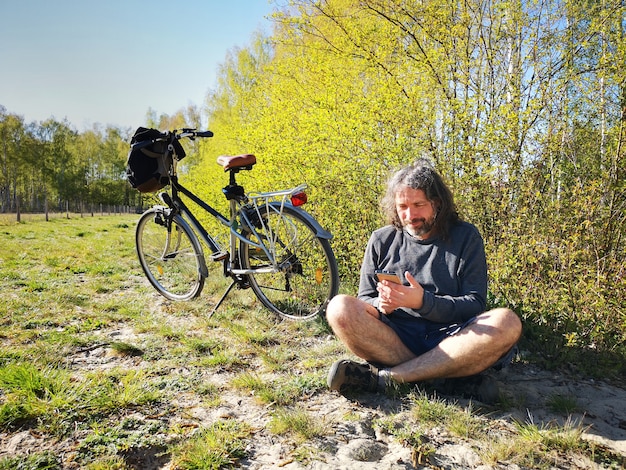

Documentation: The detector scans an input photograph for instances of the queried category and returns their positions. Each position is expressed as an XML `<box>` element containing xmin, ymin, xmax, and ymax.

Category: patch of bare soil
<box><xmin>498</xmin><ymin>363</ymin><xmax>626</xmax><ymax>458</ymax></box>
<box><xmin>2</xmin><ymin>326</ymin><xmax>625</xmax><ymax>469</ymax></box>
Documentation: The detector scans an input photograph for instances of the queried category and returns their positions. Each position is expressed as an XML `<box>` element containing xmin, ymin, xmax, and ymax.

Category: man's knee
<box><xmin>483</xmin><ymin>307</ymin><xmax>522</xmax><ymax>345</ymax></box>
<box><xmin>326</xmin><ymin>294</ymin><xmax>361</xmax><ymax>331</ymax></box>
<box><xmin>326</xmin><ymin>294</ymin><xmax>352</xmax><ymax>323</ymax></box>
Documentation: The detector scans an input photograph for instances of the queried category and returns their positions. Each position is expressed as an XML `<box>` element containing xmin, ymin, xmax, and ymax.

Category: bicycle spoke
<box><xmin>241</xmin><ymin>205</ymin><xmax>339</xmax><ymax>320</ymax></box>
<box><xmin>135</xmin><ymin>209</ymin><xmax>205</xmax><ymax>301</ymax></box>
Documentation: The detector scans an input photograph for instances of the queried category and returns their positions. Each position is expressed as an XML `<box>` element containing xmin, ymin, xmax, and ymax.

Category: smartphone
<box><xmin>375</xmin><ymin>270</ymin><xmax>401</xmax><ymax>284</ymax></box>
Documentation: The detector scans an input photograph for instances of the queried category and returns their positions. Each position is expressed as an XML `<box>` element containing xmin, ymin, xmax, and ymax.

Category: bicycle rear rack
<box><xmin>234</xmin><ymin>184</ymin><xmax>307</xmax><ymax>259</ymax></box>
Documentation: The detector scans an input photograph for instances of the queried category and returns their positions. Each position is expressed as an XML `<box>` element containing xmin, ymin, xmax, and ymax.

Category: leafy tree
<box><xmin>0</xmin><ymin>107</ymin><xmax>131</xmax><ymax>215</ymax></box>
<box><xmin>0</xmin><ymin>107</ymin><xmax>27</xmax><ymax>212</ymax></box>
<box><xmin>191</xmin><ymin>0</ymin><xmax>626</xmax><ymax>364</ymax></box>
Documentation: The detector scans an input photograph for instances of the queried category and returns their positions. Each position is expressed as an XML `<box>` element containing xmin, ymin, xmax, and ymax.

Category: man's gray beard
<box><xmin>405</xmin><ymin>218</ymin><xmax>436</xmax><ymax>238</ymax></box>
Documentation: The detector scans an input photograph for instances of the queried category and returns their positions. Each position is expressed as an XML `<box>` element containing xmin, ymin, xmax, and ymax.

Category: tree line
<box><xmin>0</xmin><ymin>108</ymin><xmax>128</xmax><ymax>215</ymax></box>
<box><xmin>0</xmin><ymin>105</ymin><xmax>202</xmax><ymax>215</ymax></box>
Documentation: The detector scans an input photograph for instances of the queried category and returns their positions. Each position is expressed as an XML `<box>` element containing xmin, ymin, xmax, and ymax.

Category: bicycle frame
<box><xmin>156</xmin><ymin>166</ymin><xmax>332</xmax><ymax>314</ymax></box>
<box><xmin>162</xmin><ymin>176</ymin><xmax>229</xmax><ymax>273</ymax></box>
<box><xmin>163</xmin><ymin>173</ymin><xmax>330</xmax><ymax>268</ymax></box>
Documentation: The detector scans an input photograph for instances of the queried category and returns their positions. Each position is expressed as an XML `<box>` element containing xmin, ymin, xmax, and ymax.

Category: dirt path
<box><xmin>496</xmin><ymin>363</ymin><xmax>626</xmax><ymax>457</ymax></box>
<box><xmin>2</xmin><ymin>328</ymin><xmax>625</xmax><ymax>469</ymax></box>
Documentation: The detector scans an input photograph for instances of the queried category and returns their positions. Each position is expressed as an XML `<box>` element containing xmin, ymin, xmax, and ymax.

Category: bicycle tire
<box><xmin>240</xmin><ymin>204</ymin><xmax>339</xmax><ymax>320</ymax></box>
<box><xmin>135</xmin><ymin>208</ymin><xmax>205</xmax><ymax>301</ymax></box>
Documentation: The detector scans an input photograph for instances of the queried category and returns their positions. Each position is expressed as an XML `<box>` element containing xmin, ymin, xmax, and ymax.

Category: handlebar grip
<box><xmin>131</xmin><ymin>139</ymin><xmax>159</xmax><ymax>150</ymax></box>
<box><xmin>196</xmin><ymin>130</ymin><xmax>214</xmax><ymax>138</ymax></box>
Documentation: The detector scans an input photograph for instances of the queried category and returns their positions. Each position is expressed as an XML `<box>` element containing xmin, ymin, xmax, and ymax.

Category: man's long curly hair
<box><xmin>381</xmin><ymin>159</ymin><xmax>460</xmax><ymax>240</ymax></box>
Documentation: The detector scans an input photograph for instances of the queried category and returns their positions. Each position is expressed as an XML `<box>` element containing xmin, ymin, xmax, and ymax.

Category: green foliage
<box><xmin>231</xmin><ymin>371</ymin><xmax>322</xmax><ymax>406</ymax></box>
<box><xmin>0</xmin><ymin>104</ymin><xmax>204</xmax><ymax>215</ymax></box>
<box><xmin>268</xmin><ymin>406</ymin><xmax>328</xmax><ymax>442</ymax></box>
<box><xmin>0</xmin><ymin>451</ymin><xmax>61</xmax><ymax>470</ymax></box>
<box><xmin>546</xmin><ymin>393</ymin><xmax>581</xmax><ymax>415</ymax></box>
<box><xmin>189</xmin><ymin>0</ymin><xmax>626</xmax><ymax>363</ymax></box>
<box><xmin>0</xmin><ymin>109</ymin><xmax>133</xmax><ymax>213</ymax></box>
<box><xmin>0</xmin><ymin>361</ymin><xmax>161</xmax><ymax>433</ymax></box>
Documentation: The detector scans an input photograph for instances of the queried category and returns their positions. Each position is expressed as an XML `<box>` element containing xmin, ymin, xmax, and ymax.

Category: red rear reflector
<box><xmin>291</xmin><ymin>191</ymin><xmax>308</xmax><ymax>206</ymax></box>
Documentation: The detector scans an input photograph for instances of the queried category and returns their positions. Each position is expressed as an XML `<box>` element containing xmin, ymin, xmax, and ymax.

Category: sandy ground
<box><xmin>2</xmin><ymin>337</ymin><xmax>625</xmax><ymax>469</ymax></box>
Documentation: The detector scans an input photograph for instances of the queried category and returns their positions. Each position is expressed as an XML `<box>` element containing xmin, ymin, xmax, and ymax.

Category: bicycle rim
<box><xmin>240</xmin><ymin>205</ymin><xmax>339</xmax><ymax>320</ymax></box>
<box><xmin>136</xmin><ymin>208</ymin><xmax>205</xmax><ymax>301</ymax></box>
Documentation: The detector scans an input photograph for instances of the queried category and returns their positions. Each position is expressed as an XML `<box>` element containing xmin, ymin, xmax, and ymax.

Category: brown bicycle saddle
<box><xmin>216</xmin><ymin>154</ymin><xmax>257</xmax><ymax>170</ymax></box>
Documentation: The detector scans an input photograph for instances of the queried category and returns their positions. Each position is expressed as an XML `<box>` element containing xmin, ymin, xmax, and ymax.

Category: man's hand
<box><xmin>377</xmin><ymin>271</ymin><xmax>424</xmax><ymax>314</ymax></box>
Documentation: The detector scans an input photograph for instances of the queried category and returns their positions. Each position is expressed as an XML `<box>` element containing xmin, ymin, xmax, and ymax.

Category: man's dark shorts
<box><xmin>379</xmin><ymin>310</ymin><xmax>515</xmax><ymax>370</ymax></box>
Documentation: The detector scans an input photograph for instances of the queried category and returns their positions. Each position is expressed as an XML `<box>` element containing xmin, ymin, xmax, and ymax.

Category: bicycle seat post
<box><xmin>222</xmin><ymin>169</ymin><xmax>246</xmax><ymax>204</ymax></box>
<box><xmin>217</xmin><ymin>154</ymin><xmax>256</xmax><ymax>206</ymax></box>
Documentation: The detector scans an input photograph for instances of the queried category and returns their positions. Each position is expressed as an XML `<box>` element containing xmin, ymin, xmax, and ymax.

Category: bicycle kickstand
<box><xmin>208</xmin><ymin>280</ymin><xmax>238</xmax><ymax>318</ymax></box>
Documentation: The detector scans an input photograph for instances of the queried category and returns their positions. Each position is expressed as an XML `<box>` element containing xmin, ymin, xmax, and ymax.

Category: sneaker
<box><xmin>327</xmin><ymin>359</ymin><xmax>379</xmax><ymax>394</ymax></box>
<box><xmin>434</xmin><ymin>374</ymin><xmax>500</xmax><ymax>404</ymax></box>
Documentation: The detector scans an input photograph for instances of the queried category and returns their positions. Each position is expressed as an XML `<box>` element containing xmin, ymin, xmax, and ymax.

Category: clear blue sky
<box><xmin>0</xmin><ymin>0</ymin><xmax>276</xmax><ymax>131</ymax></box>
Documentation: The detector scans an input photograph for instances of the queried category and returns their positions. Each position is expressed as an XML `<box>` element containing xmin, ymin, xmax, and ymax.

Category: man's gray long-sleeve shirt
<box><xmin>357</xmin><ymin>221</ymin><xmax>487</xmax><ymax>324</ymax></box>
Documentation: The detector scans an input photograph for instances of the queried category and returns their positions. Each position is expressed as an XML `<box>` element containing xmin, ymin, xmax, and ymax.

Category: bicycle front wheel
<box><xmin>135</xmin><ymin>208</ymin><xmax>205</xmax><ymax>301</ymax></box>
<box><xmin>240</xmin><ymin>205</ymin><xmax>339</xmax><ymax>320</ymax></box>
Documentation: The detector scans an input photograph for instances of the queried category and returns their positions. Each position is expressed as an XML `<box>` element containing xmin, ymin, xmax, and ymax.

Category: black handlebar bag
<box><xmin>126</xmin><ymin>127</ymin><xmax>186</xmax><ymax>193</ymax></box>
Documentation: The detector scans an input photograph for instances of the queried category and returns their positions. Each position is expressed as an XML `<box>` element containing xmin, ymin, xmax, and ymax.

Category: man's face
<box><xmin>395</xmin><ymin>186</ymin><xmax>437</xmax><ymax>239</ymax></box>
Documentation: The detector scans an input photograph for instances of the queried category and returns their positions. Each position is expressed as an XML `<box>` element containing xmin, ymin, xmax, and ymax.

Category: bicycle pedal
<box><xmin>210</xmin><ymin>251</ymin><xmax>228</xmax><ymax>261</ymax></box>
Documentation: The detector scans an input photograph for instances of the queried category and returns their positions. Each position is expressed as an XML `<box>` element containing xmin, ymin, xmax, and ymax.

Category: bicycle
<box><xmin>129</xmin><ymin>128</ymin><xmax>340</xmax><ymax>320</ymax></box>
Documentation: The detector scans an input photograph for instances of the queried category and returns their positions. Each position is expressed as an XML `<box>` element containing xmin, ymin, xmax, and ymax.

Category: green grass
<box><xmin>0</xmin><ymin>214</ymin><xmax>624</xmax><ymax>469</ymax></box>
<box><xmin>268</xmin><ymin>406</ymin><xmax>329</xmax><ymax>442</ymax></box>
<box><xmin>546</xmin><ymin>393</ymin><xmax>581</xmax><ymax>415</ymax></box>
<box><xmin>169</xmin><ymin>421</ymin><xmax>252</xmax><ymax>470</ymax></box>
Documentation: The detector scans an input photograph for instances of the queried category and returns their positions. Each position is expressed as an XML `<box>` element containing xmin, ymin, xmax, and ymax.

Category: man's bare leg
<box><xmin>326</xmin><ymin>295</ymin><xmax>522</xmax><ymax>385</ymax></box>
<box><xmin>326</xmin><ymin>294</ymin><xmax>416</xmax><ymax>366</ymax></box>
<box><xmin>388</xmin><ymin>308</ymin><xmax>522</xmax><ymax>383</ymax></box>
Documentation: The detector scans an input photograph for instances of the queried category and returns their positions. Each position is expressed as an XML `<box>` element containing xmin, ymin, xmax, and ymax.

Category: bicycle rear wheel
<box><xmin>240</xmin><ymin>205</ymin><xmax>339</xmax><ymax>320</ymax></box>
<box><xmin>135</xmin><ymin>208</ymin><xmax>205</xmax><ymax>301</ymax></box>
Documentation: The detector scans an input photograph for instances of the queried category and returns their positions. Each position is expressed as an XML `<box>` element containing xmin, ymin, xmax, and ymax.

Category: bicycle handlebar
<box><xmin>178</xmin><ymin>129</ymin><xmax>214</xmax><ymax>139</ymax></box>
<box><xmin>130</xmin><ymin>128</ymin><xmax>213</xmax><ymax>151</ymax></box>
<box><xmin>194</xmin><ymin>130</ymin><xmax>214</xmax><ymax>138</ymax></box>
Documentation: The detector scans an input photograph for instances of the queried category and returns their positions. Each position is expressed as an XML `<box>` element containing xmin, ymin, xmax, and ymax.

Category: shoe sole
<box><xmin>327</xmin><ymin>359</ymin><xmax>350</xmax><ymax>391</ymax></box>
